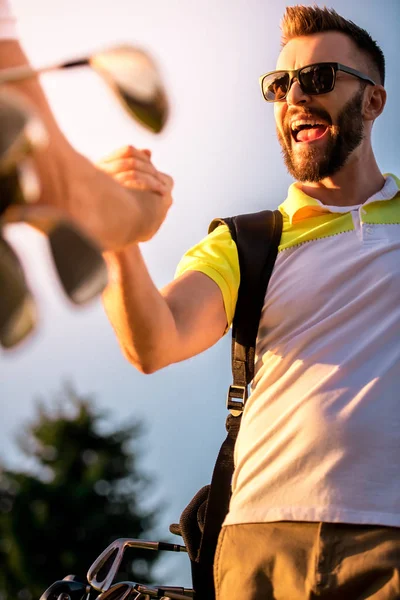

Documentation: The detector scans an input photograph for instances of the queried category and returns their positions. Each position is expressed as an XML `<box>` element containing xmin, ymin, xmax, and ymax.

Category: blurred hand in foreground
<box><xmin>97</xmin><ymin>145</ymin><xmax>174</xmax><ymax>241</ymax></box>
<box><xmin>0</xmin><ymin>39</ymin><xmax>172</xmax><ymax>251</ymax></box>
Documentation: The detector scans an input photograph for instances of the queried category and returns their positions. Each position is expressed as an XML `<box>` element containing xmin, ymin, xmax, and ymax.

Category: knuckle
<box><xmin>123</xmin><ymin>145</ymin><xmax>136</xmax><ymax>158</ymax></box>
<box><xmin>165</xmin><ymin>174</ymin><xmax>174</xmax><ymax>188</ymax></box>
<box><xmin>120</xmin><ymin>144</ymin><xmax>132</xmax><ymax>155</ymax></box>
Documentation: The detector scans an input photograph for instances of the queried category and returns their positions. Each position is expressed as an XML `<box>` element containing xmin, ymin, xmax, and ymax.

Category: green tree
<box><xmin>0</xmin><ymin>385</ymin><xmax>160</xmax><ymax>600</ymax></box>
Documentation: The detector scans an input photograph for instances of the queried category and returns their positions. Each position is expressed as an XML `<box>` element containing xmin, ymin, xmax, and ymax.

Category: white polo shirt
<box><xmin>176</xmin><ymin>174</ymin><xmax>400</xmax><ymax>528</ymax></box>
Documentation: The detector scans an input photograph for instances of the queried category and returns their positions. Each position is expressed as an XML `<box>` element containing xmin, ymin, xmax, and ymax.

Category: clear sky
<box><xmin>2</xmin><ymin>0</ymin><xmax>400</xmax><ymax>587</ymax></box>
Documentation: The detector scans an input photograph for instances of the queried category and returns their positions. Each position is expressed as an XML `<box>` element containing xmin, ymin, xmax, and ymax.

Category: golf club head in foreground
<box><xmin>0</xmin><ymin>236</ymin><xmax>36</xmax><ymax>348</ymax></box>
<box><xmin>90</xmin><ymin>45</ymin><xmax>169</xmax><ymax>133</ymax></box>
<box><xmin>3</xmin><ymin>205</ymin><xmax>109</xmax><ymax>306</ymax></box>
<box><xmin>0</xmin><ymin>45</ymin><xmax>169</xmax><ymax>134</ymax></box>
<box><xmin>0</xmin><ymin>88</ymin><xmax>47</xmax><ymax>215</ymax></box>
<box><xmin>48</xmin><ymin>220</ymin><xmax>108</xmax><ymax>305</ymax></box>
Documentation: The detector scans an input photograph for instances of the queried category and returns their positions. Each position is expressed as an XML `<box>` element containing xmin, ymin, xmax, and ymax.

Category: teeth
<box><xmin>291</xmin><ymin>119</ymin><xmax>325</xmax><ymax>130</ymax></box>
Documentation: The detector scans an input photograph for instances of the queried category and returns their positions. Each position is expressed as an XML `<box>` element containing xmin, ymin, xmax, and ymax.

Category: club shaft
<box><xmin>0</xmin><ymin>57</ymin><xmax>89</xmax><ymax>84</ymax></box>
<box><xmin>137</xmin><ymin>585</ymin><xmax>193</xmax><ymax>600</ymax></box>
<box><xmin>158</xmin><ymin>542</ymin><xmax>187</xmax><ymax>553</ymax></box>
<box><xmin>123</xmin><ymin>540</ymin><xmax>186</xmax><ymax>552</ymax></box>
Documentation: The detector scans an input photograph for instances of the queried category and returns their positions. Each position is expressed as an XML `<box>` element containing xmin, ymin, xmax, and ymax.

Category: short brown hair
<box><xmin>281</xmin><ymin>5</ymin><xmax>385</xmax><ymax>85</ymax></box>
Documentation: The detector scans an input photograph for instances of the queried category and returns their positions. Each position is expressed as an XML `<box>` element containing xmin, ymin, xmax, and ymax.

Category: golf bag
<box><xmin>171</xmin><ymin>208</ymin><xmax>283</xmax><ymax>599</ymax></box>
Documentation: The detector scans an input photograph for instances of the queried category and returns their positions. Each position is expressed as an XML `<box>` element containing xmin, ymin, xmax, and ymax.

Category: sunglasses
<box><xmin>259</xmin><ymin>62</ymin><xmax>376</xmax><ymax>102</ymax></box>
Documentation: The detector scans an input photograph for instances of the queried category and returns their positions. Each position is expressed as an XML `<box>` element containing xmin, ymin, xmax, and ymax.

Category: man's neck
<box><xmin>298</xmin><ymin>150</ymin><xmax>385</xmax><ymax>207</ymax></box>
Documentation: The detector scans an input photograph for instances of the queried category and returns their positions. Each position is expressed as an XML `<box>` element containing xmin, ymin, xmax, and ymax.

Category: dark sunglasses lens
<box><xmin>262</xmin><ymin>72</ymin><xmax>290</xmax><ymax>101</ymax></box>
<box><xmin>299</xmin><ymin>64</ymin><xmax>334</xmax><ymax>95</ymax></box>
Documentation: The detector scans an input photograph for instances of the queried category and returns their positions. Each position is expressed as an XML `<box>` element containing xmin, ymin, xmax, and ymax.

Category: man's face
<box><xmin>274</xmin><ymin>32</ymin><xmax>368</xmax><ymax>182</ymax></box>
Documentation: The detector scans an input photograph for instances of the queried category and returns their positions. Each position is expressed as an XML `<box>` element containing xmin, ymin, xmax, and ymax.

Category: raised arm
<box><xmin>99</xmin><ymin>146</ymin><xmax>231</xmax><ymax>372</ymax></box>
<box><xmin>103</xmin><ymin>247</ymin><xmax>228</xmax><ymax>373</ymax></box>
<box><xmin>0</xmin><ymin>10</ymin><xmax>171</xmax><ymax>250</ymax></box>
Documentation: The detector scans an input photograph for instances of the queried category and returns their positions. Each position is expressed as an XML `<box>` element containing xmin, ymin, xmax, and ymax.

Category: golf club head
<box><xmin>0</xmin><ymin>88</ymin><xmax>47</xmax><ymax>214</ymax></box>
<box><xmin>0</xmin><ymin>235</ymin><xmax>36</xmax><ymax>348</ymax></box>
<box><xmin>38</xmin><ymin>578</ymin><xmax>89</xmax><ymax>600</ymax></box>
<box><xmin>97</xmin><ymin>582</ymin><xmax>137</xmax><ymax>600</ymax></box>
<box><xmin>87</xmin><ymin>540</ymin><xmax>122</xmax><ymax>592</ymax></box>
<box><xmin>90</xmin><ymin>46</ymin><xmax>169</xmax><ymax>134</ymax></box>
<box><xmin>3</xmin><ymin>206</ymin><xmax>109</xmax><ymax>305</ymax></box>
<box><xmin>48</xmin><ymin>221</ymin><xmax>108</xmax><ymax>305</ymax></box>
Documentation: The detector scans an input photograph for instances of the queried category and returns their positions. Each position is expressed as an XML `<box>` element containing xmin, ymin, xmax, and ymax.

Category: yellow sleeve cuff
<box><xmin>175</xmin><ymin>224</ymin><xmax>240</xmax><ymax>328</ymax></box>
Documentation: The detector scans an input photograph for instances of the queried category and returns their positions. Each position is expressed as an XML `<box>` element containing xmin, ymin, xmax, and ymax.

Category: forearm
<box><xmin>102</xmin><ymin>244</ymin><xmax>228</xmax><ymax>373</ymax></box>
<box><xmin>103</xmin><ymin>245</ymin><xmax>180</xmax><ymax>373</ymax></box>
<box><xmin>0</xmin><ymin>40</ymin><xmax>74</xmax><ymax>207</ymax></box>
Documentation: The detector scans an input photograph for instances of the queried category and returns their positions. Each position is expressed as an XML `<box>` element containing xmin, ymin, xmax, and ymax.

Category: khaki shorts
<box><xmin>214</xmin><ymin>522</ymin><xmax>400</xmax><ymax>599</ymax></box>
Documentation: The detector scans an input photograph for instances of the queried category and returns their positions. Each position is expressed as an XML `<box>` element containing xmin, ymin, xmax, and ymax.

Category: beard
<box><xmin>277</xmin><ymin>86</ymin><xmax>366</xmax><ymax>182</ymax></box>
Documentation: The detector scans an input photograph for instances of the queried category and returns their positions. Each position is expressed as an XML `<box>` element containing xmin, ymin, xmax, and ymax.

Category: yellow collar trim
<box><xmin>280</xmin><ymin>174</ymin><xmax>400</xmax><ymax>225</ymax></box>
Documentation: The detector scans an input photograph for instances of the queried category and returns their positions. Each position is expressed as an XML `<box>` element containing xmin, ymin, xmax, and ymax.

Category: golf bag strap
<box><xmin>197</xmin><ymin>208</ymin><xmax>283</xmax><ymax>572</ymax></box>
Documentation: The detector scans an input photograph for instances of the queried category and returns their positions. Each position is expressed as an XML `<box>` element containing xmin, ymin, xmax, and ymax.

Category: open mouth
<box><xmin>290</xmin><ymin>119</ymin><xmax>329</xmax><ymax>143</ymax></box>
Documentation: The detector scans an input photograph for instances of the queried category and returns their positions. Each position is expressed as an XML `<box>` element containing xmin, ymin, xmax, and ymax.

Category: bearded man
<box><xmin>101</xmin><ymin>6</ymin><xmax>400</xmax><ymax>599</ymax></box>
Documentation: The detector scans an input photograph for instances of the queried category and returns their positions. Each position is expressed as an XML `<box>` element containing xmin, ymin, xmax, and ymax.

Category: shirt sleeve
<box><xmin>175</xmin><ymin>224</ymin><xmax>240</xmax><ymax>329</ymax></box>
<box><xmin>0</xmin><ymin>0</ymin><xmax>17</xmax><ymax>39</ymax></box>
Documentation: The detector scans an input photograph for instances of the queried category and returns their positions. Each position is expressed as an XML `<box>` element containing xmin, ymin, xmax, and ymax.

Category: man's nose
<box><xmin>286</xmin><ymin>78</ymin><xmax>310</xmax><ymax>105</ymax></box>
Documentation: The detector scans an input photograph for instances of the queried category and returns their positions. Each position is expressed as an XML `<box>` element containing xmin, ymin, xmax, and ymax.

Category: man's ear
<box><xmin>363</xmin><ymin>85</ymin><xmax>386</xmax><ymax>121</ymax></box>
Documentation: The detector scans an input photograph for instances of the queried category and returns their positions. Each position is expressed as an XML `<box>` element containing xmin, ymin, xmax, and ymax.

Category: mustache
<box><xmin>284</xmin><ymin>107</ymin><xmax>332</xmax><ymax>130</ymax></box>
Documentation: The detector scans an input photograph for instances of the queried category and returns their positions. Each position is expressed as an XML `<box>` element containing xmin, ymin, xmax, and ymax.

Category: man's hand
<box><xmin>97</xmin><ymin>145</ymin><xmax>174</xmax><ymax>243</ymax></box>
<box><xmin>98</xmin><ymin>145</ymin><xmax>169</xmax><ymax>194</ymax></box>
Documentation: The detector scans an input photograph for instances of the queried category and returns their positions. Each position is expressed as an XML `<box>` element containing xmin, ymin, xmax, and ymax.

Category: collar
<box><xmin>280</xmin><ymin>174</ymin><xmax>400</xmax><ymax>225</ymax></box>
